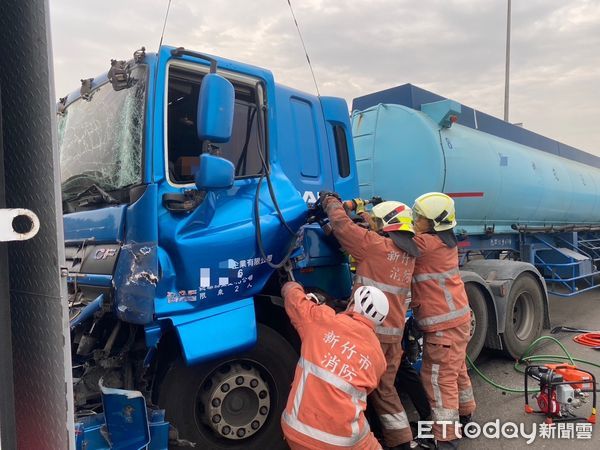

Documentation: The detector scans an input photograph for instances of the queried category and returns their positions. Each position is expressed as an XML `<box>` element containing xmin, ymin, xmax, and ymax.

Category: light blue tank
<box><xmin>352</xmin><ymin>103</ymin><xmax>600</xmax><ymax>234</ymax></box>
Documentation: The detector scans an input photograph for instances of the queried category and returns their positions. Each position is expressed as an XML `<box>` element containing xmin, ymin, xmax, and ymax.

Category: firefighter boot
<box><xmin>436</xmin><ymin>439</ymin><xmax>460</xmax><ymax>449</ymax></box>
<box><xmin>459</xmin><ymin>414</ymin><xmax>472</xmax><ymax>427</ymax></box>
<box><xmin>387</xmin><ymin>442</ymin><xmax>412</xmax><ymax>450</ymax></box>
<box><xmin>459</xmin><ymin>414</ymin><xmax>472</xmax><ymax>439</ymax></box>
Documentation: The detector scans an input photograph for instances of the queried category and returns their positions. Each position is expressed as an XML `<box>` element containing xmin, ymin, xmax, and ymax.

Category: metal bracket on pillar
<box><xmin>0</xmin><ymin>208</ymin><xmax>40</xmax><ymax>242</ymax></box>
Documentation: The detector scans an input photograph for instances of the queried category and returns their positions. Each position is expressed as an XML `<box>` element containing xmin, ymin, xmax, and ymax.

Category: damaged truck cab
<box><xmin>60</xmin><ymin>46</ymin><xmax>356</xmax><ymax>448</ymax></box>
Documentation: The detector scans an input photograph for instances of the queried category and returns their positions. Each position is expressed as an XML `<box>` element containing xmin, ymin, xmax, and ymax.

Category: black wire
<box><xmin>157</xmin><ymin>0</ymin><xmax>172</xmax><ymax>51</ymax></box>
<box><xmin>252</xmin><ymin>81</ymin><xmax>302</xmax><ymax>269</ymax></box>
<box><xmin>257</xmin><ymin>144</ymin><xmax>296</xmax><ymax>236</ymax></box>
<box><xmin>285</xmin><ymin>0</ymin><xmax>320</xmax><ymax>97</ymax></box>
<box><xmin>254</xmin><ymin>174</ymin><xmax>300</xmax><ymax>269</ymax></box>
<box><xmin>235</xmin><ymin>106</ymin><xmax>257</xmax><ymax>176</ymax></box>
<box><xmin>254</xmin><ymin>82</ymin><xmax>296</xmax><ymax>236</ymax></box>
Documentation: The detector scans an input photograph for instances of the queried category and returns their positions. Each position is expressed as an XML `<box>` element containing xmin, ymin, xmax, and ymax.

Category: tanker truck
<box><xmin>352</xmin><ymin>83</ymin><xmax>600</xmax><ymax>359</ymax></box>
<box><xmin>55</xmin><ymin>45</ymin><xmax>597</xmax><ymax>448</ymax></box>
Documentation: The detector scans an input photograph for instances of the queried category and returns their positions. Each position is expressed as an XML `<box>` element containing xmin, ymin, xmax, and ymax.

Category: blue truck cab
<box><xmin>59</xmin><ymin>46</ymin><xmax>357</xmax><ymax>448</ymax></box>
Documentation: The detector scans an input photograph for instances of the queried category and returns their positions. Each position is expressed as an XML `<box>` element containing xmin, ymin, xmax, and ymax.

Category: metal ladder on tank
<box><xmin>576</xmin><ymin>234</ymin><xmax>600</xmax><ymax>268</ymax></box>
<box><xmin>529</xmin><ymin>233</ymin><xmax>600</xmax><ymax>297</ymax></box>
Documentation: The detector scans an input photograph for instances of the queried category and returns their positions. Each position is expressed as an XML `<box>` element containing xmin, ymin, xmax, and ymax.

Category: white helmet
<box><xmin>412</xmin><ymin>192</ymin><xmax>457</xmax><ymax>232</ymax></box>
<box><xmin>352</xmin><ymin>286</ymin><xmax>389</xmax><ymax>325</ymax></box>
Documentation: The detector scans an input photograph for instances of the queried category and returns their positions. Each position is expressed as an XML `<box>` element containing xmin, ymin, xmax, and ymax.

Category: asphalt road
<box><xmin>453</xmin><ymin>289</ymin><xmax>600</xmax><ymax>449</ymax></box>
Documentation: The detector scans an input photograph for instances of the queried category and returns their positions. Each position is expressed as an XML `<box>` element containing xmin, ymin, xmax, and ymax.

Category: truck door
<box><xmin>155</xmin><ymin>60</ymin><xmax>306</xmax><ymax>323</ymax></box>
<box><xmin>274</xmin><ymin>89</ymin><xmax>332</xmax><ymax>204</ymax></box>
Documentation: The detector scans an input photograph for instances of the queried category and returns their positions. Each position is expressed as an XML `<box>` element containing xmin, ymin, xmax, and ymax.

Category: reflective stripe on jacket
<box><xmin>325</xmin><ymin>199</ymin><xmax>415</xmax><ymax>343</ymax></box>
<box><xmin>411</xmin><ymin>233</ymin><xmax>470</xmax><ymax>332</ymax></box>
<box><xmin>281</xmin><ymin>282</ymin><xmax>386</xmax><ymax>449</ymax></box>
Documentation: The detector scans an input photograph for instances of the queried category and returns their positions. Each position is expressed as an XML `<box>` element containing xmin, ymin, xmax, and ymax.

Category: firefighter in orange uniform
<box><xmin>321</xmin><ymin>193</ymin><xmax>420</xmax><ymax>450</ymax></box>
<box><xmin>411</xmin><ymin>192</ymin><xmax>476</xmax><ymax>449</ymax></box>
<box><xmin>281</xmin><ymin>281</ymin><xmax>388</xmax><ymax>450</ymax></box>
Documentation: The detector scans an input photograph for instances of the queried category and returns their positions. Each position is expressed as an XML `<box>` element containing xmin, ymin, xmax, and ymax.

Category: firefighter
<box><xmin>358</xmin><ymin>205</ymin><xmax>432</xmax><ymax>431</ymax></box>
<box><xmin>280</xmin><ymin>281</ymin><xmax>388</xmax><ymax>450</ymax></box>
<box><xmin>411</xmin><ymin>192</ymin><xmax>476</xmax><ymax>449</ymax></box>
<box><xmin>321</xmin><ymin>193</ymin><xmax>420</xmax><ymax>450</ymax></box>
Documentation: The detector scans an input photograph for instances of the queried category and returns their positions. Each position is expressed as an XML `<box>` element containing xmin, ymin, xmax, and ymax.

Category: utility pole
<box><xmin>504</xmin><ymin>0</ymin><xmax>511</xmax><ymax>122</ymax></box>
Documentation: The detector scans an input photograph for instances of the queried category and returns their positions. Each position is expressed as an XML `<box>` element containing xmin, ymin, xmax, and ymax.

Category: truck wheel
<box><xmin>465</xmin><ymin>283</ymin><xmax>488</xmax><ymax>361</ymax></box>
<box><xmin>158</xmin><ymin>324</ymin><xmax>297</xmax><ymax>449</ymax></box>
<box><xmin>501</xmin><ymin>273</ymin><xmax>544</xmax><ymax>359</ymax></box>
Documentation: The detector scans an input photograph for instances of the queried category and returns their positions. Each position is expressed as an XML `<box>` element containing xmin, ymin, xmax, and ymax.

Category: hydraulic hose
<box><xmin>466</xmin><ymin>335</ymin><xmax>600</xmax><ymax>394</ymax></box>
<box><xmin>254</xmin><ymin>173</ymin><xmax>301</xmax><ymax>270</ymax></box>
<box><xmin>519</xmin><ymin>336</ymin><xmax>576</xmax><ymax>365</ymax></box>
<box><xmin>466</xmin><ymin>354</ymin><xmax>534</xmax><ymax>393</ymax></box>
<box><xmin>573</xmin><ymin>332</ymin><xmax>600</xmax><ymax>348</ymax></box>
<box><xmin>252</xmin><ymin>81</ymin><xmax>302</xmax><ymax>270</ymax></box>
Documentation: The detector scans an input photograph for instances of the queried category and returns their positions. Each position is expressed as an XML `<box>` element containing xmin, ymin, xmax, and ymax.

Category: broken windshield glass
<box><xmin>58</xmin><ymin>66</ymin><xmax>147</xmax><ymax>200</ymax></box>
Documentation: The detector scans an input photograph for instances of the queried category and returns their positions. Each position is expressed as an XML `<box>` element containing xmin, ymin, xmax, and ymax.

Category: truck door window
<box><xmin>167</xmin><ymin>66</ymin><xmax>264</xmax><ymax>184</ymax></box>
<box><xmin>290</xmin><ymin>97</ymin><xmax>321</xmax><ymax>178</ymax></box>
<box><xmin>333</xmin><ymin>125</ymin><xmax>351</xmax><ymax>178</ymax></box>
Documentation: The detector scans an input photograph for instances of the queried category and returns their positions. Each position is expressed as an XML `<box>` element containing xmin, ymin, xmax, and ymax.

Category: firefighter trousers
<box><xmin>420</xmin><ymin>321</ymin><xmax>475</xmax><ymax>442</ymax></box>
<box><xmin>369</xmin><ymin>341</ymin><xmax>413</xmax><ymax>446</ymax></box>
<box><xmin>284</xmin><ymin>434</ymin><xmax>383</xmax><ymax>450</ymax></box>
<box><xmin>395</xmin><ymin>356</ymin><xmax>431</xmax><ymax>421</ymax></box>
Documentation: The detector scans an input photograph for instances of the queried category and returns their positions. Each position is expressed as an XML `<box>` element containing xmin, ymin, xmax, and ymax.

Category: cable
<box><xmin>252</xmin><ymin>82</ymin><xmax>302</xmax><ymax>269</ymax></box>
<box><xmin>519</xmin><ymin>335</ymin><xmax>576</xmax><ymax>365</ymax></box>
<box><xmin>285</xmin><ymin>0</ymin><xmax>321</xmax><ymax>97</ymax></box>
<box><xmin>467</xmin><ymin>335</ymin><xmax>600</xmax><ymax>394</ymax></box>
<box><xmin>235</xmin><ymin>107</ymin><xmax>257</xmax><ymax>176</ymax></box>
<box><xmin>574</xmin><ymin>332</ymin><xmax>600</xmax><ymax>348</ymax></box>
<box><xmin>257</xmin><ymin>143</ymin><xmax>296</xmax><ymax>237</ymax></box>
<box><xmin>467</xmin><ymin>354</ymin><xmax>534</xmax><ymax>393</ymax></box>
<box><xmin>158</xmin><ymin>0</ymin><xmax>173</xmax><ymax>50</ymax></box>
<box><xmin>150</xmin><ymin>0</ymin><xmax>173</xmax><ymax>181</ymax></box>
<box><xmin>254</xmin><ymin>175</ymin><xmax>300</xmax><ymax>270</ymax></box>
<box><xmin>254</xmin><ymin>84</ymin><xmax>297</xmax><ymax>237</ymax></box>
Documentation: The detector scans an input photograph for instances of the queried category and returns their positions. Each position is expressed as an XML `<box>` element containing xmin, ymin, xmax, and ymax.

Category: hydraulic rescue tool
<box><xmin>524</xmin><ymin>364</ymin><xmax>597</xmax><ymax>424</ymax></box>
<box><xmin>307</xmin><ymin>196</ymin><xmax>384</xmax><ymax>236</ymax></box>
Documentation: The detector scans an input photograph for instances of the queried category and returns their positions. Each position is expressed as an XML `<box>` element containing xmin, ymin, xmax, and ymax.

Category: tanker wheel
<box><xmin>158</xmin><ymin>324</ymin><xmax>297</xmax><ymax>449</ymax></box>
<box><xmin>465</xmin><ymin>283</ymin><xmax>488</xmax><ymax>361</ymax></box>
<box><xmin>501</xmin><ymin>273</ymin><xmax>544</xmax><ymax>359</ymax></box>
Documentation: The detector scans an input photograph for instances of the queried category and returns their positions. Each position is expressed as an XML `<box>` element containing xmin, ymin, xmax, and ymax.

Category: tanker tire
<box><xmin>501</xmin><ymin>273</ymin><xmax>544</xmax><ymax>359</ymax></box>
<box><xmin>158</xmin><ymin>324</ymin><xmax>297</xmax><ymax>450</ymax></box>
<box><xmin>465</xmin><ymin>283</ymin><xmax>487</xmax><ymax>362</ymax></box>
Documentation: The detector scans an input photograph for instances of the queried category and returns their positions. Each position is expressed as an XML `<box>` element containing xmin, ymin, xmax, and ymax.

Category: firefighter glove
<box><xmin>319</xmin><ymin>191</ymin><xmax>341</xmax><ymax>207</ymax></box>
<box><xmin>353</xmin><ymin>198</ymin><xmax>366</xmax><ymax>214</ymax></box>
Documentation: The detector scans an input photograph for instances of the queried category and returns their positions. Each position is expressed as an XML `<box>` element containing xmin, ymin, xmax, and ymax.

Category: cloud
<box><xmin>50</xmin><ymin>0</ymin><xmax>599</xmax><ymax>153</ymax></box>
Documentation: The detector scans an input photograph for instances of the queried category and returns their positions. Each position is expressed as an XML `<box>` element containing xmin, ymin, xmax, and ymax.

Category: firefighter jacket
<box><xmin>281</xmin><ymin>282</ymin><xmax>386</xmax><ymax>450</ymax></box>
<box><xmin>411</xmin><ymin>233</ymin><xmax>470</xmax><ymax>332</ymax></box>
<box><xmin>325</xmin><ymin>198</ymin><xmax>415</xmax><ymax>343</ymax></box>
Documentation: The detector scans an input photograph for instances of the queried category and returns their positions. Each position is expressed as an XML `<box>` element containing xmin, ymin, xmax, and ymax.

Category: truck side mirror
<box><xmin>197</xmin><ymin>73</ymin><xmax>235</xmax><ymax>143</ymax></box>
<box><xmin>195</xmin><ymin>153</ymin><xmax>235</xmax><ymax>191</ymax></box>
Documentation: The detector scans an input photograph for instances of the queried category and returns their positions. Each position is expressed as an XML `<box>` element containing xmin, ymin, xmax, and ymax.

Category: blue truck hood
<box><xmin>64</xmin><ymin>205</ymin><xmax>127</xmax><ymax>243</ymax></box>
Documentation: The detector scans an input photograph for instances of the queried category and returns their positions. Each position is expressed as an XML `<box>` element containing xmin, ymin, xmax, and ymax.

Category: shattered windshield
<box><xmin>58</xmin><ymin>66</ymin><xmax>147</xmax><ymax>200</ymax></box>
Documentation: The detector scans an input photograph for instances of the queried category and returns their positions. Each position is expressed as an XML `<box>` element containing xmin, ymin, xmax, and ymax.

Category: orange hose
<box><xmin>573</xmin><ymin>332</ymin><xmax>600</xmax><ymax>348</ymax></box>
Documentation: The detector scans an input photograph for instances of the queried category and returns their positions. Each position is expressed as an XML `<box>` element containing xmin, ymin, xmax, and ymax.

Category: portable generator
<box><xmin>524</xmin><ymin>364</ymin><xmax>597</xmax><ymax>424</ymax></box>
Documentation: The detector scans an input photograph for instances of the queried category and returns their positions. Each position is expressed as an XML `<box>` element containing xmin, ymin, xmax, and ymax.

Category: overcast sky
<box><xmin>50</xmin><ymin>0</ymin><xmax>600</xmax><ymax>154</ymax></box>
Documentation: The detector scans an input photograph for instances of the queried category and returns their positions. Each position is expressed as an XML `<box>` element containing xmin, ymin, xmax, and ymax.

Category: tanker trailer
<box><xmin>351</xmin><ymin>84</ymin><xmax>600</xmax><ymax>359</ymax></box>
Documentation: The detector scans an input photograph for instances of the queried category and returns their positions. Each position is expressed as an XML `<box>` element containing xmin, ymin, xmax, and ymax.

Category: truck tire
<box><xmin>501</xmin><ymin>273</ymin><xmax>544</xmax><ymax>359</ymax></box>
<box><xmin>465</xmin><ymin>283</ymin><xmax>488</xmax><ymax>361</ymax></box>
<box><xmin>158</xmin><ymin>324</ymin><xmax>297</xmax><ymax>449</ymax></box>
